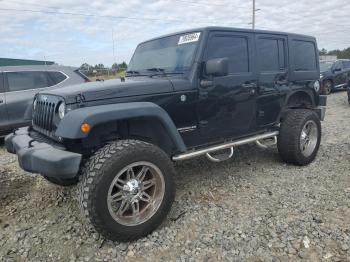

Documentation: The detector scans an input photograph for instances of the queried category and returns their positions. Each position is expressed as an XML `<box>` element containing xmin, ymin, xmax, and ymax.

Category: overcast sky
<box><xmin>0</xmin><ymin>0</ymin><xmax>349</xmax><ymax>67</ymax></box>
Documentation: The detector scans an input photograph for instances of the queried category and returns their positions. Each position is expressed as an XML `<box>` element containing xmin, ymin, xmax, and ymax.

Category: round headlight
<box><xmin>33</xmin><ymin>98</ymin><xmax>37</xmax><ymax>110</ymax></box>
<box><xmin>313</xmin><ymin>80</ymin><xmax>320</xmax><ymax>92</ymax></box>
<box><xmin>58</xmin><ymin>102</ymin><xmax>66</xmax><ymax>119</ymax></box>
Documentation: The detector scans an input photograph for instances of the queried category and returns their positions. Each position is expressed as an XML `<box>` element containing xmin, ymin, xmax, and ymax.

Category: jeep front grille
<box><xmin>32</xmin><ymin>95</ymin><xmax>62</xmax><ymax>138</ymax></box>
<box><xmin>33</xmin><ymin>101</ymin><xmax>55</xmax><ymax>131</ymax></box>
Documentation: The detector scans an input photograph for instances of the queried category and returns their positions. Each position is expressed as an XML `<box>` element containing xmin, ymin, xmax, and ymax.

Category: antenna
<box><xmin>251</xmin><ymin>0</ymin><xmax>261</xmax><ymax>29</ymax></box>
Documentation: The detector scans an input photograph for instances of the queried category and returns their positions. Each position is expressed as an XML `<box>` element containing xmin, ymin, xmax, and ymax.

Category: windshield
<box><xmin>320</xmin><ymin>61</ymin><xmax>333</xmax><ymax>71</ymax></box>
<box><xmin>127</xmin><ymin>32</ymin><xmax>201</xmax><ymax>74</ymax></box>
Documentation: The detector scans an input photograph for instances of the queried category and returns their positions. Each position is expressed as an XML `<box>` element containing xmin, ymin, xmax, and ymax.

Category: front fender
<box><xmin>55</xmin><ymin>102</ymin><xmax>187</xmax><ymax>152</ymax></box>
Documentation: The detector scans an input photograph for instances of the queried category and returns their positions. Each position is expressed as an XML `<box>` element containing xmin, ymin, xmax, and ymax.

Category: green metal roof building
<box><xmin>0</xmin><ymin>58</ymin><xmax>55</xmax><ymax>67</ymax></box>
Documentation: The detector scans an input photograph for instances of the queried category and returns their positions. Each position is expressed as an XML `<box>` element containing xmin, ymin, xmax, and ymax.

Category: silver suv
<box><xmin>0</xmin><ymin>65</ymin><xmax>89</xmax><ymax>136</ymax></box>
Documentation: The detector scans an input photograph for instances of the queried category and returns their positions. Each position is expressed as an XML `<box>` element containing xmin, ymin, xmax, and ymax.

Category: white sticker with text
<box><xmin>178</xmin><ymin>32</ymin><xmax>201</xmax><ymax>45</ymax></box>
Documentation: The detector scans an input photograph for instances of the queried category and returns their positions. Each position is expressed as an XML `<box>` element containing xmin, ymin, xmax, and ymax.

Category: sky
<box><xmin>0</xmin><ymin>0</ymin><xmax>349</xmax><ymax>67</ymax></box>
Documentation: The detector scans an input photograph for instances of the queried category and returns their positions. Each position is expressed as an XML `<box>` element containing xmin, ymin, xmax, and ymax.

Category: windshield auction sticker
<box><xmin>178</xmin><ymin>32</ymin><xmax>201</xmax><ymax>45</ymax></box>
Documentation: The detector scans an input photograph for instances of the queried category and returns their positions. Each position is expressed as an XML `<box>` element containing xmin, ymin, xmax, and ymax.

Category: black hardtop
<box><xmin>139</xmin><ymin>26</ymin><xmax>317</xmax><ymax>45</ymax></box>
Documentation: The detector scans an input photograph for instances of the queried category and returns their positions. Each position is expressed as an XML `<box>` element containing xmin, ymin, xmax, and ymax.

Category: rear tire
<box><xmin>43</xmin><ymin>175</ymin><xmax>79</xmax><ymax>186</ymax></box>
<box><xmin>78</xmin><ymin>140</ymin><xmax>175</xmax><ymax>242</ymax></box>
<box><xmin>277</xmin><ymin>109</ymin><xmax>321</xmax><ymax>166</ymax></box>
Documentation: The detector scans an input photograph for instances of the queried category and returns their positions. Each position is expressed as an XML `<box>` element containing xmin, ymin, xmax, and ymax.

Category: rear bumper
<box><xmin>316</xmin><ymin>95</ymin><xmax>327</xmax><ymax>121</ymax></box>
<box><xmin>5</xmin><ymin>127</ymin><xmax>82</xmax><ymax>178</ymax></box>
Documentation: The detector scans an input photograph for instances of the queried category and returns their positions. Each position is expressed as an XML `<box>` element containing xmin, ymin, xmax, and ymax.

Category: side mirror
<box><xmin>205</xmin><ymin>57</ymin><xmax>229</xmax><ymax>77</ymax></box>
<box><xmin>333</xmin><ymin>67</ymin><xmax>341</xmax><ymax>72</ymax></box>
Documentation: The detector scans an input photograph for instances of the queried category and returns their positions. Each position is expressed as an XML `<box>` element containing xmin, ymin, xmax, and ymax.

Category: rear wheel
<box><xmin>277</xmin><ymin>109</ymin><xmax>321</xmax><ymax>166</ymax></box>
<box><xmin>321</xmin><ymin>80</ymin><xmax>332</xmax><ymax>95</ymax></box>
<box><xmin>78</xmin><ymin>140</ymin><xmax>175</xmax><ymax>242</ymax></box>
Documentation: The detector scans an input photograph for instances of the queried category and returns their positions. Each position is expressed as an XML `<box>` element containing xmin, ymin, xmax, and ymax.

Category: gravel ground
<box><xmin>0</xmin><ymin>92</ymin><xmax>350</xmax><ymax>261</ymax></box>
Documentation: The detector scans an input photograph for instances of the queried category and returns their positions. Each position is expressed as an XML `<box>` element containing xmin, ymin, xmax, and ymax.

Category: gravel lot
<box><xmin>0</xmin><ymin>92</ymin><xmax>349</xmax><ymax>261</ymax></box>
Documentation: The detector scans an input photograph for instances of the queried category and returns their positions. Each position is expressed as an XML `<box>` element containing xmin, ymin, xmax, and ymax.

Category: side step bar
<box><xmin>172</xmin><ymin>131</ymin><xmax>279</xmax><ymax>161</ymax></box>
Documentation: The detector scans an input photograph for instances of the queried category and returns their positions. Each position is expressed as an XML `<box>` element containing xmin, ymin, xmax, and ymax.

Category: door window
<box><xmin>206</xmin><ymin>35</ymin><xmax>250</xmax><ymax>74</ymax></box>
<box><xmin>292</xmin><ymin>40</ymin><xmax>317</xmax><ymax>71</ymax></box>
<box><xmin>333</xmin><ymin>61</ymin><xmax>343</xmax><ymax>71</ymax></box>
<box><xmin>343</xmin><ymin>61</ymin><xmax>350</xmax><ymax>69</ymax></box>
<box><xmin>6</xmin><ymin>71</ymin><xmax>51</xmax><ymax>92</ymax></box>
<box><xmin>257</xmin><ymin>38</ymin><xmax>286</xmax><ymax>71</ymax></box>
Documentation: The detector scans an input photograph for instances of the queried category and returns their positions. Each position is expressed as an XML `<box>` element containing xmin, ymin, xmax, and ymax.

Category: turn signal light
<box><xmin>80</xmin><ymin>123</ymin><xmax>91</xmax><ymax>133</ymax></box>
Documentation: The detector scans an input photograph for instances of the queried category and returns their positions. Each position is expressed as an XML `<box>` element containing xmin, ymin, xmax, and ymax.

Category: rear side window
<box><xmin>292</xmin><ymin>40</ymin><xmax>317</xmax><ymax>71</ymax></box>
<box><xmin>257</xmin><ymin>38</ymin><xmax>286</xmax><ymax>71</ymax></box>
<box><xmin>206</xmin><ymin>35</ymin><xmax>249</xmax><ymax>73</ymax></box>
<box><xmin>47</xmin><ymin>71</ymin><xmax>68</xmax><ymax>85</ymax></box>
<box><xmin>6</xmin><ymin>71</ymin><xmax>51</xmax><ymax>92</ymax></box>
<box><xmin>342</xmin><ymin>61</ymin><xmax>350</xmax><ymax>69</ymax></box>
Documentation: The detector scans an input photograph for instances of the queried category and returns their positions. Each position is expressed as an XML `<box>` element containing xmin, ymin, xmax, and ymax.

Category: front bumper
<box><xmin>5</xmin><ymin>127</ymin><xmax>82</xmax><ymax>178</ymax></box>
<box><xmin>316</xmin><ymin>95</ymin><xmax>327</xmax><ymax>121</ymax></box>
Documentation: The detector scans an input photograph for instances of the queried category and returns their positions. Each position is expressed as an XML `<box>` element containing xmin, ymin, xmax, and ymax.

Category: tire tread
<box><xmin>78</xmin><ymin>139</ymin><xmax>175</xmax><ymax>241</ymax></box>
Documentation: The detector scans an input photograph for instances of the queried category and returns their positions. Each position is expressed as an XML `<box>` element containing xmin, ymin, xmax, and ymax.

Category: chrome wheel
<box><xmin>107</xmin><ymin>161</ymin><xmax>165</xmax><ymax>226</ymax></box>
<box><xmin>324</xmin><ymin>81</ymin><xmax>332</xmax><ymax>95</ymax></box>
<box><xmin>300</xmin><ymin>120</ymin><xmax>318</xmax><ymax>157</ymax></box>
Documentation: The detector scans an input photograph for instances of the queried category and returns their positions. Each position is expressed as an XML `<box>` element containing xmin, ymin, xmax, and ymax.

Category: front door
<box><xmin>197</xmin><ymin>31</ymin><xmax>257</xmax><ymax>144</ymax></box>
<box><xmin>333</xmin><ymin>61</ymin><xmax>347</xmax><ymax>87</ymax></box>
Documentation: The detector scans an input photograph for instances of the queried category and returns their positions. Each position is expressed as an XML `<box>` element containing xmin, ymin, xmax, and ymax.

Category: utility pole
<box><xmin>251</xmin><ymin>0</ymin><xmax>260</xmax><ymax>29</ymax></box>
<box><xmin>112</xmin><ymin>29</ymin><xmax>116</xmax><ymax>65</ymax></box>
<box><xmin>252</xmin><ymin>0</ymin><xmax>255</xmax><ymax>29</ymax></box>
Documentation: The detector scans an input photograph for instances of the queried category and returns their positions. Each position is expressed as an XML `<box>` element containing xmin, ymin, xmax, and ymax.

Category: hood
<box><xmin>41</xmin><ymin>77</ymin><xmax>174</xmax><ymax>104</ymax></box>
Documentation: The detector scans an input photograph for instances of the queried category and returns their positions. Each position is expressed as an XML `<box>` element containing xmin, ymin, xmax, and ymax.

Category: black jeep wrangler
<box><xmin>5</xmin><ymin>27</ymin><xmax>327</xmax><ymax>242</ymax></box>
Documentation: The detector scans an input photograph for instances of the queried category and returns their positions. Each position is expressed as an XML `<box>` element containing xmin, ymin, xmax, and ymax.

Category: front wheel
<box><xmin>277</xmin><ymin>109</ymin><xmax>321</xmax><ymax>166</ymax></box>
<box><xmin>321</xmin><ymin>80</ymin><xmax>332</xmax><ymax>95</ymax></box>
<box><xmin>78</xmin><ymin>140</ymin><xmax>175</xmax><ymax>242</ymax></box>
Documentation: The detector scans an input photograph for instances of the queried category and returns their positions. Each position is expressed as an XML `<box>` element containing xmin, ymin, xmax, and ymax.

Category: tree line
<box><xmin>79</xmin><ymin>62</ymin><xmax>128</xmax><ymax>76</ymax></box>
<box><xmin>319</xmin><ymin>47</ymin><xmax>350</xmax><ymax>59</ymax></box>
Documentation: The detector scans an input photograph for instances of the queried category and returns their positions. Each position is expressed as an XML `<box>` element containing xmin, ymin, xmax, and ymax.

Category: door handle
<box><xmin>275</xmin><ymin>80</ymin><xmax>288</xmax><ymax>85</ymax></box>
<box><xmin>242</xmin><ymin>83</ymin><xmax>257</xmax><ymax>88</ymax></box>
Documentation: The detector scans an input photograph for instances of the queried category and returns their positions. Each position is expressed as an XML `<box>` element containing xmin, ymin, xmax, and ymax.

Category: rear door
<box><xmin>0</xmin><ymin>72</ymin><xmax>9</xmax><ymax>132</ymax></box>
<box><xmin>255</xmin><ymin>34</ymin><xmax>288</xmax><ymax>127</ymax></box>
<box><xmin>4</xmin><ymin>71</ymin><xmax>53</xmax><ymax>128</ymax></box>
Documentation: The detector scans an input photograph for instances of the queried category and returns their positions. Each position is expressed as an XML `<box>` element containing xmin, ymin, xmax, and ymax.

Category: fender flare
<box><xmin>55</xmin><ymin>102</ymin><xmax>187</xmax><ymax>152</ymax></box>
<box><xmin>276</xmin><ymin>89</ymin><xmax>317</xmax><ymax>123</ymax></box>
<box><xmin>284</xmin><ymin>89</ymin><xmax>316</xmax><ymax>108</ymax></box>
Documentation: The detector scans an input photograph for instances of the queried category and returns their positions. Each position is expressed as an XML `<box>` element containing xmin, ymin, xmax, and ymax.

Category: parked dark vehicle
<box><xmin>319</xmin><ymin>59</ymin><xmax>350</xmax><ymax>95</ymax></box>
<box><xmin>347</xmin><ymin>85</ymin><xmax>350</xmax><ymax>104</ymax></box>
<box><xmin>5</xmin><ymin>27</ymin><xmax>327</xmax><ymax>241</ymax></box>
<box><xmin>0</xmin><ymin>65</ymin><xmax>89</xmax><ymax>137</ymax></box>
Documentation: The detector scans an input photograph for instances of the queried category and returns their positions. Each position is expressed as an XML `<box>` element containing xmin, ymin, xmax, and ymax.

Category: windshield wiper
<box><xmin>146</xmin><ymin>68</ymin><xmax>186</xmax><ymax>77</ymax></box>
<box><xmin>146</xmin><ymin>67</ymin><xmax>166</xmax><ymax>76</ymax></box>
<box><xmin>125</xmin><ymin>70</ymin><xmax>140</xmax><ymax>75</ymax></box>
